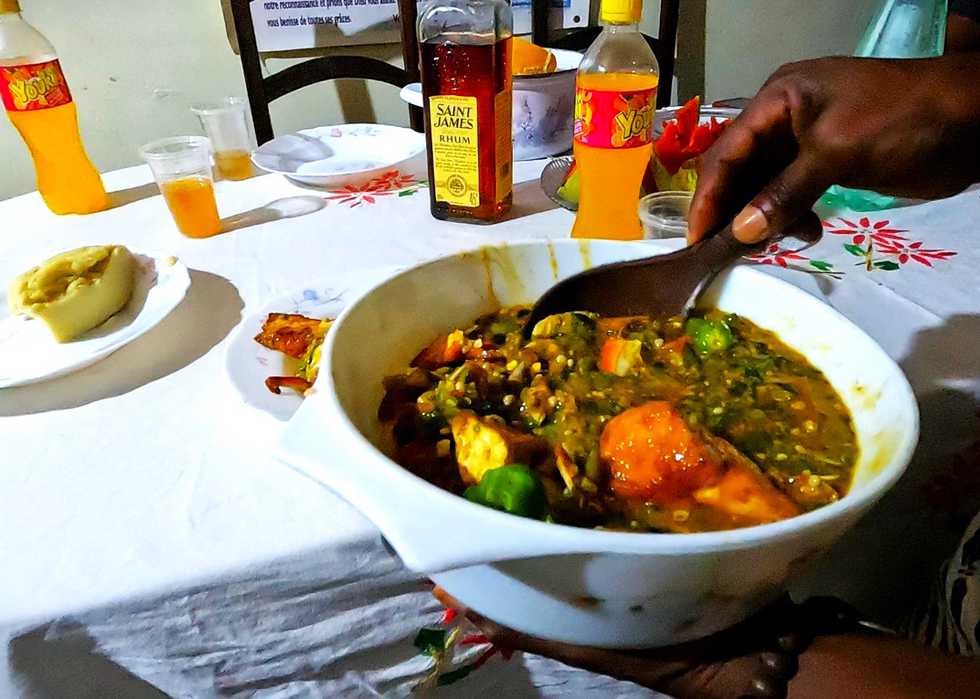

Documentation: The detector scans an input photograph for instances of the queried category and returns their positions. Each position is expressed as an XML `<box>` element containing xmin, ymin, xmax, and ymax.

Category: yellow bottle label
<box><xmin>494</xmin><ymin>89</ymin><xmax>512</xmax><ymax>204</ymax></box>
<box><xmin>430</xmin><ymin>94</ymin><xmax>480</xmax><ymax>207</ymax></box>
<box><xmin>0</xmin><ymin>59</ymin><xmax>72</xmax><ymax>112</ymax></box>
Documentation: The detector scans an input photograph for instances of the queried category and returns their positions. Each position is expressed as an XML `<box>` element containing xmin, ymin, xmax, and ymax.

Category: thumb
<box><xmin>733</xmin><ymin>153</ymin><xmax>834</xmax><ymax>244</ymax></box>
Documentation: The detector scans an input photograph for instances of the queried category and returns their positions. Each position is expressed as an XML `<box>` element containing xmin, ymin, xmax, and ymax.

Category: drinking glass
<box><xmin>191</xmin><ymin>97</ymin><xmax>255</xmax><ymax>181</ymax></box>
<box><xmin>140</xmin><ymin>136</ymin><xmax>222</xmax><ymax>238</ymax></box>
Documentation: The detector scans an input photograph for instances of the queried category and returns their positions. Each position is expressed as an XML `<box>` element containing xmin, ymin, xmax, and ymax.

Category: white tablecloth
<box><xmin>1</xmin><ymin>155</ymin><xmax>978</xmax><ymax>697</ymax></box>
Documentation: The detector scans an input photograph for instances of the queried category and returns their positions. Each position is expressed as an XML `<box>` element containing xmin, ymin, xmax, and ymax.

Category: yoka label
<box><xmin>0</xmin><ymin>59</ymin><xmax>72</xmax><ymax>113</ymax></box>
<box><xmin>574</xmin><ymin>87</ymin><xmax>656</xmax><ymax>149</ymax></box>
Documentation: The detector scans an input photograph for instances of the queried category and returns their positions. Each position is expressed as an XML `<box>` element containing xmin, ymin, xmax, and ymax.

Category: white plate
<box><xmin>251</xmin><ymin>124</ymin><xmax>427</xmax><ymax>188</ymax></box>
<box><xmin>226</xmin><ymin>266</ymin><xmax>404</xmax><ymax>421</ymax></box>
<box><xmin>0</xmin><ymin>252</ymin><xmax>190</xmax><ymax>388</ymax></box>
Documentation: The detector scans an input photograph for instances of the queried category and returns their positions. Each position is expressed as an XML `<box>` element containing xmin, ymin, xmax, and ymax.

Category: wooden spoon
<box><xmin>523</xmin><ymin>215</ymin><xmax>821</xmax><ymax>337</ymax></box>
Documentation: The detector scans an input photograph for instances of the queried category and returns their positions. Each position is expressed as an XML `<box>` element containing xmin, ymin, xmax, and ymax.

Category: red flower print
<box><xmin>876</xmin><ymin>239</ymin><xmax>957</xmax><ymax>267</ymax></box>
<box><xmin>746</xmin><ymin>243</ymin><xmax>809</xmax><ymax>268</ymax></box>
<box><xmin>824</xmin><ymin>216</ymin><xmax>956</xmax><ymax>272</ymax></box>
<box><xmin>823</xmin><ymin>216</ymin><xmax>909</xmax><ymax>245</ymax></box>
<box><xmin>325</xmin><ymin>169</ymin><xmax>423</xmax><ymax>207</ymax></box>
<box><xmin>746</xmin><ymin>243</ymin><xmax>840</xmax><ymax>277</ymax></box>
<box><xmin>413</xmin><ymin>601</ymin><xmax>514</xmax><ymax>688</ymax></box>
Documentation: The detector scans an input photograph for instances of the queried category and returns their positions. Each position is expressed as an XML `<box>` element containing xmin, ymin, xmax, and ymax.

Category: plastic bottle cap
<box><xmin>601</xmin><ymin>0</ymin><xmax>642</xmax><ymax>24</ymax></box>
<box><xmin>0</xmin><ymin>0</ymin><xmax>22</xmax><ymax>13</ymax></box>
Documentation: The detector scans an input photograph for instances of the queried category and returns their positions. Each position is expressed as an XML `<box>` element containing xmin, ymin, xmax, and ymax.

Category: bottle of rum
<box><xmin>418</xmin><ymin>0</ymin><xmax>513</xmax><ymax>223</ymax></box>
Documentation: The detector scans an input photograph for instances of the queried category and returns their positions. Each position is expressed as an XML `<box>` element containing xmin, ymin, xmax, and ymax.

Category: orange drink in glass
<box><xmin>212</xmin><ymin>149</ymin><xmax>254</xmax><ymax>181</ymax></box>
<box><xmin>159</xmin><ymin>176</ymin><xmax>220</xmax><ymax>238</ymax></box>
<box><xmin>191</xmin><ymin>98</ymin><xmax>255</xmax><ymax>181</ymax></box>
<box><xmin>140</xmin><ymin>136</ymin><xmax>222</xmax><ymax>238</ymax></box>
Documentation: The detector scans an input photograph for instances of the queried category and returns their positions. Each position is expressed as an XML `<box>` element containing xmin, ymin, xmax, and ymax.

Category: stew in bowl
<box><xmin>380</xmin><ymin>305</ymin><xmax>858</xmax><ymax>534</ymax></box>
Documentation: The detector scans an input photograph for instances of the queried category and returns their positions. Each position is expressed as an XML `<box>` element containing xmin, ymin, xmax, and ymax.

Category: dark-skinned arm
<box><xmin>688</xmin><ymin>54</ymin><xmax>980</xmax><ymax>244</ymax></box>
<box><xmin>948</xmin><ymin>0</ymin><xmax>980</xmax><ymax>52</ymax></box>
<box><xmin>435</xmin><ymin>588</ymin><xmax>980</xmax><ymax>699</ymax></box>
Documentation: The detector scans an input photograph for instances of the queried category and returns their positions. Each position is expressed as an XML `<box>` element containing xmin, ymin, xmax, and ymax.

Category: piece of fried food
<box><xmin>254</xmin><ymin>313</ymin><xmax>327</xmax><ymax>359</ymax></box>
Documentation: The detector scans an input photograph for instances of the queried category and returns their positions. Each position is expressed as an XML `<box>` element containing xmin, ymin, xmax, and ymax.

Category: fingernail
<box><xmin>733</xmin><ymin>205</ymin><xmax>768</xmax><ymax>243</ymax></box>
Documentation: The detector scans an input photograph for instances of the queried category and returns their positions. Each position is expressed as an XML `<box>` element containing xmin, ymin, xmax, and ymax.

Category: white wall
<box><xmin>703</xmin><ymin>0</ymin><xmax>880</xmax><ymax>102</ymax></box>
<box><xmin>0</xmin><ymin>0</ymin><xmax>409</xmax><ymax>199</ymax></box>
<box><xmin>1</xmin><ymin>0</ymin><xmax>883</xmax><ymax>200</ymax></box>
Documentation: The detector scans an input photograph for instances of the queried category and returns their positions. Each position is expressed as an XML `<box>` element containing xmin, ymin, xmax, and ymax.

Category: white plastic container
<box><xmin>400</xmin><ymin>49</ymin><xmax>582</xmax><ymax>161</ymax></box>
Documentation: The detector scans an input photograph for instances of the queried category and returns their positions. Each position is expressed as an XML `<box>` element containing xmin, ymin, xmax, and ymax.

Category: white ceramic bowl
<box><xmin>279</xmin><ymin>239</ymin><xmax>918</xmax><ymax>648</ymax></box>
<box><xmin>400</xmin><ymin>49</ymin><xmax>582</xmax><ymax>161</ymax></box>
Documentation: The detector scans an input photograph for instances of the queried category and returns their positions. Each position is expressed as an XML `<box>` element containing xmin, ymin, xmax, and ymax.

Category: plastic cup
<box><xmin>191</xmin><ymin>97</ymin><xmax>255</xmax><ymax>181</ymax></box>
<box><xmin>638</xmin><ymin>191</ymin><xmax>692</xmax><ymax>239</ymax></box>
<box><xmin>140</xmin><ymin>136</ymin><xmax>221</xmax><ymax>238</ymax></box>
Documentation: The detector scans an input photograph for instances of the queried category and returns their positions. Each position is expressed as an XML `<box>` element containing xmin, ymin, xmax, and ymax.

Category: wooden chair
<box><xmin>531</xmin><ymin>0</ymin><xmax>680</xmax><ymax>108</ymax></box>
<box><xmin>228</xmin><ymin>0</ymin><xmax>422</xmax><ymax>145</ymax></box>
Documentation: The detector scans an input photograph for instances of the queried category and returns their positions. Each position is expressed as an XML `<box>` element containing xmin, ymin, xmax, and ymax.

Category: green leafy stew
<box><xmin>379</xmin><ymin>307</ymin><xmax>858</xmax><ymax>533</ymax></box>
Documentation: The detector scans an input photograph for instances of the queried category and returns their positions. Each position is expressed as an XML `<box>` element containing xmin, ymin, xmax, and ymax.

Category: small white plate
<box><xmin>0</xmin><ymin>252</ymin><xmax>190</xmax><ymax>388</ymax></box>
<box><xmin>251</xmin><ymin>124</ymin><xmax>426</xmax><ymax>188</ymax></box>
<box><xmin>226</xmin><ymin>266</ymin><xmax>403</xmax><ymax>421</ymax></box>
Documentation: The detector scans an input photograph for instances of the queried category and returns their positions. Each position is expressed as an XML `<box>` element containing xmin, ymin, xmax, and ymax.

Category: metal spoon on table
<box><xmin>522</xmin><ymin>214</ymin><xmax>821</xmax><ymax>337</ymax></box>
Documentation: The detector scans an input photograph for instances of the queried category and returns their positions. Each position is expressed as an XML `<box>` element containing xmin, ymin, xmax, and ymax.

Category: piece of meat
<box><xmin>411</xmin><ymin>330</ymin><xmax>465</xmax><ymax>370</ymax></box>
<box><xmin>450</xmin><ymin>411</ymin><xmax>547</xmax><ymax>486</ymax></box>
<box><xmin>397</xmin><ymin>440</ymin><xmax>464</xmax><ymax>493</ymax></box>
<box><xmin>690</xmin><ymin>433</ymin><xmax>801</xmax><ymax>524</ymax></box>
<box><xmin>378</xmin><ymin>368</ymin><xmax>431</xmax><ymax>421</ymax></box>
<box><xmin>254</xmin><ymin>313</ymin><xmax>327</xmax><ymax>359</ymax></box>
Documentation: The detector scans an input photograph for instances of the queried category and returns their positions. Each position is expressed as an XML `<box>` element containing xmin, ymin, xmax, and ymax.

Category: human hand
<box><xmin>689</xmin><ymin>55</ymin><xmax>980</xmax><ymax>245</ymax></box>
<box><xmin>432</xmin><ymin>587</ymin><xmax>835</xmax><ymax>699</ymax></box>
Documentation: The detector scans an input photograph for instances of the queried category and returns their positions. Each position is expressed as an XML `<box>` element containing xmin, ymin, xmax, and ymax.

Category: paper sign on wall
<box><xmin>250</xmin><ymin>0</ymin><xmax>589</xmax><ymax>52</ymax></box>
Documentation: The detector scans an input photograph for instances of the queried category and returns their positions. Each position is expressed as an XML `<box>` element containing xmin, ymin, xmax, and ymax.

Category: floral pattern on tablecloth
<box><xmin>413</xmin><ymin>606</ymin><xmax>515</xmax><ymax>688</ymax></box>
<box><xmin>325</xmin><ymin>170</ymin><xmax>427</xmax><ymax>207</ymax></box>
<box><xmin>744</xmin><ymin>215</ymin><xmax>959</xmax><ymax>280</ymax></box>
<box><xmin>746</xmin><ymin>243</ymin><xmax>842</xmax><ymax>279</ymax></box>
<box><xmin>823</xmin><ymin>216</ymin><xmax>958</xmax><ymax>272</ymax></box>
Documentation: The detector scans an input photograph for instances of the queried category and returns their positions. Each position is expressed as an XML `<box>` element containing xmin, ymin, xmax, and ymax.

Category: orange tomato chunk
<box><xmin>599</xmin><ymin>401</ymin><xmax>722</xmax><ymax>502</ymax></box>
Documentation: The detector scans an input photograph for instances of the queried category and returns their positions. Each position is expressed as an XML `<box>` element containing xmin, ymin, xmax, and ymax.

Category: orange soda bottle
<box><xmin>0</xmin><ymin>0</ymin><xmax>108</xmax><ymax>215</ymax></box>
<box><xmin>571</xmin><ymin>0</ymin><xmax>659</xmax><ymax>240</ymax></box>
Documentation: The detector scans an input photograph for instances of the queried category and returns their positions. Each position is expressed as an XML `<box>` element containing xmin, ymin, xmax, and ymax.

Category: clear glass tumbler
<box><xmin>140</xmin><ymin>136</ymin><xmax>221</xmax><ymax>238</ymax></box>
<box><xmin>191</xmin><ymin>97</ymin><xmax>255</xmax><ymax>181</ymax></box>
<box><xmin>638</xmin><ymin>191</ymin><xmax>691</xmax><ymax>239</ymax></box>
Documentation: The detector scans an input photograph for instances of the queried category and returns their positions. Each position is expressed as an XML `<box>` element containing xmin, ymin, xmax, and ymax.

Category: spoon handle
<box><xmin>669</xmin><ymin>225</ymin><xmax>771</xmax><ymax>314</ymax></box>
<box><xmin>690</xmin><ymin>224</ymin><xmax>769</xmax><ymax>277</ymax></box>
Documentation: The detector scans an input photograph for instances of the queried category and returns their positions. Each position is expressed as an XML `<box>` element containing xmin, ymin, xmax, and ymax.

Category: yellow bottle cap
<box><xmin>0</xmin><ymin>0</ymin><xmax>21</xmax><ymax>13</ymax></box>
<box><xmin>600</xmin><ymin>0</ymin><xmax>642</xmax><ymax>24</ymax></box>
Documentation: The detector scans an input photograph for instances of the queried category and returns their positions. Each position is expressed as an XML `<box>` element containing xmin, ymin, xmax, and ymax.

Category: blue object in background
<box><xmin>856</xmin><ymin>0</ymin><xmax>948</xmax><ymax>58</ymax></box>
<box><xmin>821</xmin><ymin>0</ymin><xmax>948</xmax><ymax>211</ymax></box>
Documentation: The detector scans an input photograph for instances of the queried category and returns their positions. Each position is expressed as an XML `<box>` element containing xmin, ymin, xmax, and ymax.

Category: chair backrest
<box><xmin>228</xmin><ymin>0</ymin><xmax>422</xmax><ymax>145</ymax></box>
<box><xmin>531</xmin><ymin>0</ymin><xmax>680</xmax><ymax>109</ymax></box>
